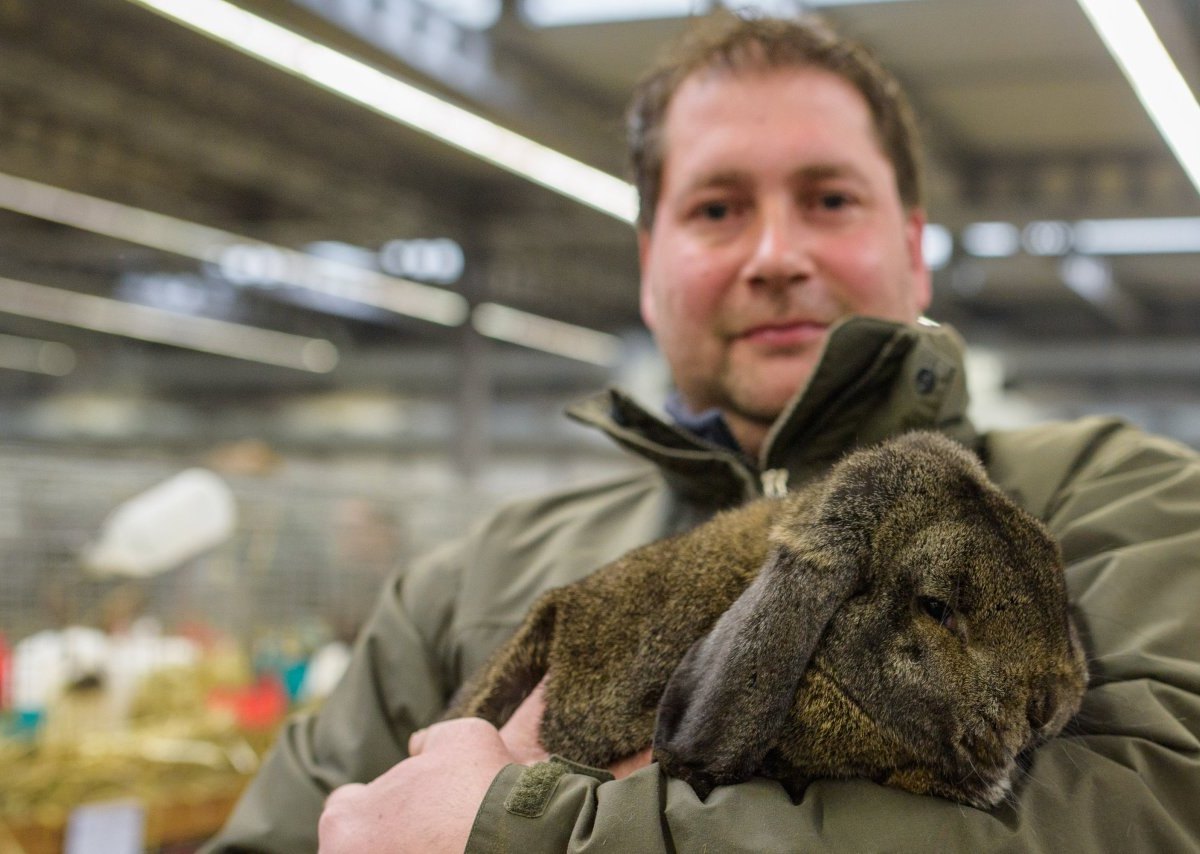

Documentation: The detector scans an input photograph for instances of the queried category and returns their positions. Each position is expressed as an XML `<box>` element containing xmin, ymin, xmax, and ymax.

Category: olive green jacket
<box><xmin>205</xmin><ymin>318</ymin><xmax>1200</xmax><ymax>852</ymax></box>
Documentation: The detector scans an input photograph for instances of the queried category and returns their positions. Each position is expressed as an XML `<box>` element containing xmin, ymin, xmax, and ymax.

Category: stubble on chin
<box><xmin>711</xmin><ymin>358</ymin><xmax>803</xmax><ymax>428</ymax></box>
<box><xmin>674</xmin><ymin>338</ymin><xmax>819</xmax><ymax>432</ymax></box>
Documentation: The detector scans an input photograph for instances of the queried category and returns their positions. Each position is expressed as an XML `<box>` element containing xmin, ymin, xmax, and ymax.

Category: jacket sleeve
<box><xmin>201</xmin><ymin>539</ymin><xmax>466</xmax><ymax>854</ymax></box>
<box><xmin>467</xmin><ymin>424</ymin><xmax>1200</xmax><ymax>853</ymax></box>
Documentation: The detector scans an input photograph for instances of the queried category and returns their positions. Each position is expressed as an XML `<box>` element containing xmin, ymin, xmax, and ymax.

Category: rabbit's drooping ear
<box><xmin>653</xmin><ymin>545</ymin><xmax>860</xmax><ymax>798</ymax></box>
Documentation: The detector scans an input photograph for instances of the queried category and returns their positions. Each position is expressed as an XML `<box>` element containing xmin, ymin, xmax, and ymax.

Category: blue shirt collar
<box><xmin>664</xmin><ymin>391</ymin><xmax>744</xmax><ymax>454</ymax></box>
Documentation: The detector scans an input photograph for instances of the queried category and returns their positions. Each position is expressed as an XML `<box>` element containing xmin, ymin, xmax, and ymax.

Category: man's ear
<box><xmin>637</xmin><ymin>228</ymin><xmax>658</xmax><ymax>332</ymax></box>
<box><xmin>905</xmin><ymin>208</ymin><xmax>933</xmax><ymax>316</ymax></box>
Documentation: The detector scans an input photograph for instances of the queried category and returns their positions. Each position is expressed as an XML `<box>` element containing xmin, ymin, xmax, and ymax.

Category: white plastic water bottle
<box><xmin>83</xmin><ymin>468</ymin><xmax>237</xmax><ymax>577</ymax></box>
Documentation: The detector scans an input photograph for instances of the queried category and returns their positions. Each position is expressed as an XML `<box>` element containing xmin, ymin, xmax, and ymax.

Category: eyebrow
<box><xmin>679</xmin><ymin>170</ymin><xmax>747</xmax><ymax>195</ymax></box>
<box><xmin>680</xmin><ymin>163</ymin><xmax>870</xmax><ymax>196</ymax></box>
<box><xmin>793</xmin><ymin>163</ymin><xmax>868</xmax><ymax>183</ymax></box>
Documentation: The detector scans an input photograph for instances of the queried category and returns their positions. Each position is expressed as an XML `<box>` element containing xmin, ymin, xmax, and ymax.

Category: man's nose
<box><xmin>744</xmin><ymin>203</ymin><xmax>812</xmax><ymax>288</ymax></box>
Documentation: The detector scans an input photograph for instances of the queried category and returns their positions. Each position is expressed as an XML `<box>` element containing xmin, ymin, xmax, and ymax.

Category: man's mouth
<box><xmin>737</xmin><ymin>320</ymin><xmax>828</xmax><ymax>347</ymax></box>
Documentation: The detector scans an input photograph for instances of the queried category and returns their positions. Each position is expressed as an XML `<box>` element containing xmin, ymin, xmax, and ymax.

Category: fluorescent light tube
<box><xmin>125</xmin><ymin>0</ymin><xmax>638</xmax><ymax>223</ymax></box>
<box><xmin>523</xmin><ymin>0</ymin><xmax>694</xmax><ymax>27</ymax></box>
<box><xmin>0</xmin><ymin>276</ymin><xmax>339</xmax><ymax>372</ymax></box>
<box><xmin>473</xmin><ymin>302</ymin><xmax>621</xmax><ymax>366</ymax></box>
<box><xmin>1022</xmin><ymin>221</ymin><xmax>1074</xmax><ymax>256</ymax></box>
<box><xmin>0</xmin><ymin>171</ymin><xmax>628</xmax><ymax>366</ymax></box>
<box><xmin>962</xmin><ymin>222</ymin><xmax>1021</xmax><ymax>258</ymax></box>
<box><xmin>0</xmin><ymin>332</ymin><xmax>77</xmax><ymax>376</ymax></box>
<box><xmin>0</xmin><ymin>171</ymin><xmax>470</xmax><ymax>327</ymax></box>
<box><xmin>524</xmin><ymin>0</ymin><xmax>916</xmax><ymax>27</ymax></box>
<box><xmin>1076</xmin><ymin>0</ymin><xmax>1200</xmax><ymax>197</ymax></box>
<box><xmin>921</xmin><ymin>223</ymin><xmax>953</xmax><ymax>270</ymax></box>
<box><xmin>1073</xmin><ymin>217</ymin><xmax>1200</xmax><ymax>254</ymax></box>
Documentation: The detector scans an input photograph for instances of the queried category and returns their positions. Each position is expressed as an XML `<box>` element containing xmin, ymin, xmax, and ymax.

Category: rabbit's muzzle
<box><xmin>765</xmin><ymin>661</ymin><xmax>1045</xmax><ymax>810</ymax></box>
<box><xmin>1028</xmin><ymin>650</ymin><xmax>1089</xmax><ymax>740</ymax></box>
<box><xmin>942</xmin><ymin>662</ymin><xmax>1086</xmax><ymax>807</ymax></box>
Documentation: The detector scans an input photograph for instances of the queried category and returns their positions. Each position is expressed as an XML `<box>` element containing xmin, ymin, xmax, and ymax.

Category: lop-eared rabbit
<box><xmin>447</xmin><ymin>432</ymin><xmax>1087</xmax><ymax>808</ymax></box>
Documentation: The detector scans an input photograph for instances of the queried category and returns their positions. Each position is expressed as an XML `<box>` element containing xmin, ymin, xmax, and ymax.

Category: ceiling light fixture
<box><xmin>0</xmin><ymin>171</ymin><xmax>469</xmax><ymax>327</ymax></box>
<box><xmin>523</xmin><ymin>0</ymin><xmax>916</xmax><ymax>27</ymax></box>
<box><xmin>523</xmin><ymin>0</ymin><xmax>695</xmax><ymax>26</ymax></box>
<box><xmin>0</xmin><ymin>332</ymin><xmax>77</xmax><ymax>376</ymax></box>
<box><xmin>0</xmin><ymin>170</ymin><xmax>627</xmax><ymax>365</ymax></box>
<box><xmin>1021</xmin><ymin>221</ymin><xmax>1075</xmax><ymax>256</ymax></box>
<box><xmin>472</xmin><ymin>302</ymin><xmax>621</xmax><ymax>366</ymax></box>
<box><xmin>0</xmin><ymin>276</ymin><xmax>339</xmax><ymax>373</ymax></box>
<box><xmin>125</xmin><ymin>0</ymin><xmax>638</xmax><ymax>223</ymax></box>
<box><xmin>1076</xmin><ymin>0</ymin><xmax>1200</xmax><ymax>197</ymax></box>
<box><xmin>961</xmin><ymin>222</ymin><xmax>1021</xmax><ymax>258</ymax></box>
<box><xmin>1072</xmin><ymin>216</ymin><xmax>1200</xmax><ymax>255</ymax></box>
<box><xmin>921</xmin><ymin>224</ymin><xmax>953</xmax><ymax>270</ymax></box>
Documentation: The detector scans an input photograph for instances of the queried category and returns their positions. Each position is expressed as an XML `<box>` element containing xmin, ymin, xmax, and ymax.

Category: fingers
<box><xmin>608</xmin><ymin>746</ymin><xmax>654</xmax><ymax>780</ymax></box>
<box><xmin>321</xmin><ymin>726</ymin><xmax>506</xmax><ymax>854</ymax></box>
<box><xmin>414</xmin><ymin>676</ymin><xmax>649</xmax><ymax>781</ymax></box>
<box><xmin>409</xmin><ymin>717</ymin><xmax>502</xmax><ymax>757</ymax></box>
<box><xmin>318</xmin><ymin>783</ymin><xmax>370</xmax><ymax>851</ymax></box>
<box><xmin>411</xmin><ymin>676</ymin><xmax>550</xmax><ymax>765</ymax></box>
<box><xmin>499</xmin><ymin>677</ymin><xmax>550</xmax><ymax>765</ymax></box>
<box><xmin>324</xmin><ymin>782</ymin><xmax>365</xmax><ymax>806</ymax></box>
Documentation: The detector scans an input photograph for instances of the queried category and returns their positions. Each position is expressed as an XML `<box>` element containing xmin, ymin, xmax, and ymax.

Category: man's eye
<box><xmin>819</xmin><ymin>193</ymin><xmax>852</xmax><ymax>210</ymax></box>
<box><xmin>699</xmin><ymin>202</ymin><xmax>730</xmax><ymax>220</ymax></box>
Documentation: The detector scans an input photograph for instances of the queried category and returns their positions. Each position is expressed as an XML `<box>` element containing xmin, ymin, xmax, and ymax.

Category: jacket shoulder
<box><xmin>477</xmin><ymin>464</ymin><xmax>665</xmax><ymax>540</ymax></box>
<box><xmin>983</xmin><ymin>416</ymin><xmax>1198</xmax><ymax>521</ymax></box>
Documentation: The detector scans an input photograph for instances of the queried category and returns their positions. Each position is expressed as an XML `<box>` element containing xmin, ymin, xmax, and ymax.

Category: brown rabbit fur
<box><xmin>446</xmin><ymin>431</ymin><xmax>1088</xmax><ymax>808</ymax></box>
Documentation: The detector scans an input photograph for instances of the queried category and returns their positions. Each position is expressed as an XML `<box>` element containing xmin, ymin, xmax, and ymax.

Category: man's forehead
<box><xmin>671</xmin><ymin>62</ymin><xmax>862</xmax><ymax>103</ymax></box>
<box><xmin>659</xmin><ymin>67</ymin><xmax>889</xmax><ymax>187</ymax></box>
<box><xmin>662</xmin><ymin>65</ymin><xmax>874</xmax><ymax>141</ymax></box>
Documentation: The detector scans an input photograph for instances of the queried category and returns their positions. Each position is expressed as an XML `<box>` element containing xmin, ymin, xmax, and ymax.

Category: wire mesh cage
<box><xmin>4</xmin><ymin>444</ymin><xmax>431</xmax><ymax>642</ymax></box>
<box><xmin>0</xmin><ymin>437</ymin><xmax>622</xmax><ymax>851</ymax></box>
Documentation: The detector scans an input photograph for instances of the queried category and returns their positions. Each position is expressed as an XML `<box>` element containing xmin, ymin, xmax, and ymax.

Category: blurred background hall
<box><xmin>0</xmin><ymin>0</ymin><xmax>1197</xmax><ymax>850</ymax></box>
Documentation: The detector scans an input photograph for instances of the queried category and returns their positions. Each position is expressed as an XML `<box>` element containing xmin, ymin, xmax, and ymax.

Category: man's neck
<box><xmin>724</xmin><ymin>414</ymin><xmax>768</xmax><ymax>461</ymax></box>
<box><xmin>664</xmin><ymin>392</ymin><xmax>772</xmax><ymax>461</ymax></box>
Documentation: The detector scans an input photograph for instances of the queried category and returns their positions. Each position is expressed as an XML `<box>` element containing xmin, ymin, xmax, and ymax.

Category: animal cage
<box><xmin>0</xmin><ymin>439</ymin><xmax>509</xmax><ymax>852</ymax></box>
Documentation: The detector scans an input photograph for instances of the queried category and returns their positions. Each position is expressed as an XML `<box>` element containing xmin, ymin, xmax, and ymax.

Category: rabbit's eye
<box><xmin>918</xmin><ymin>596</ymin><xmax>958</xmax><ymax>632</ymax></box>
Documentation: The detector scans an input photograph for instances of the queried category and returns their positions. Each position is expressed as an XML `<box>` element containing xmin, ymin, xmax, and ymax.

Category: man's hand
<box><xmin>609</xmin><ymin>745</ymin><xmax>654</xmax><ymax>780</ymax></box>
<box><xmin>318</xmin><ymin>716</ymin><xmax>511</xmax><ymax>853</ymax></box>
<box><xmin>318</xmin><ymin>680</ymin><xmax>550</xmax><ymax>853</ymax></box>
<box><xmin>498</xmin><ymin>678</ymin><xmax>653</xmax><ymax>778</ymax></box>
<box><xmin>317</xmin><ymin>678</ymin><xmax>653</xmax><ymax>853</ymax></box>
<box><xmin>497</xmin><ymin>679</ymin><xmax>552</xmax><ymax>765</ymax></box>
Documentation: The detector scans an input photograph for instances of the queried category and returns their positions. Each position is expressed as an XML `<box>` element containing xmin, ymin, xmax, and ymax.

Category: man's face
<box><xmin>639</xmin><ymin>67</ymin><xmax>931</xmax><ymax>448</ymax></box>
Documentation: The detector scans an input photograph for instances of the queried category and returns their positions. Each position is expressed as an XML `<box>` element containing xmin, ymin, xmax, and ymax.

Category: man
<box><xmin>208</xmin><ymin>14</ymin><xmax>1200</xmax><ymax>853</ymax></box>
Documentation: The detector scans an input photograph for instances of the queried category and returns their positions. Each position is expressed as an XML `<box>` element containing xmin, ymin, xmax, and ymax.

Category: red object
<box><xmin>206</xmin><ymin>673</ymin><xmax>288</xmax><ymax>730</ymax></box>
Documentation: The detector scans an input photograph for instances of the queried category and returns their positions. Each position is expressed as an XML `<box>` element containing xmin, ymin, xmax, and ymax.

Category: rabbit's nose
<box><xmin>1026</xmin><ymin>692</ymin><xmax>1054</xmax><ymax>736</ymax></box>
<box><xmin>1027</xmin><ymin>685</ymin><xmax>1076</xmax><ymax>738</ymax></box>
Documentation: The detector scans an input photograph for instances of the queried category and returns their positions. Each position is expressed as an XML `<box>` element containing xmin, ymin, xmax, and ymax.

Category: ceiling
<box><xmin>0</xmin><ymin>0</ymin><xmax>1197</xmax><ymax>448</ymax></box>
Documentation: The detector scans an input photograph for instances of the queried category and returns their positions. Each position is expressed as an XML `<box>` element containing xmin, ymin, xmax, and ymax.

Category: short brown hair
<box><xmin>627</xmin><ymin>13</ymin><xmax>924</xmax><ymax>230</ymax></box>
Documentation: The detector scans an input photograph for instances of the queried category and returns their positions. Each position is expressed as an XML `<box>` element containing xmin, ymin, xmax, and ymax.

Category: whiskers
<box><xmin>998</xmin><ymin>729</ymin><xmax>1090</xmax><ymax>809</ymax></box>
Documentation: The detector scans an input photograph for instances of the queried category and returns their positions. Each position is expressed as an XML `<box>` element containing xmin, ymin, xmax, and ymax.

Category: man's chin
<box><xmin>723</xmin><ymin>367</ymin><xmax>816</xmax><ymax>421</ymax></box>
<box><xmin>723</xmin><ymin>390</ymin><xmax>798</xmax><ymax>427</ymax></box>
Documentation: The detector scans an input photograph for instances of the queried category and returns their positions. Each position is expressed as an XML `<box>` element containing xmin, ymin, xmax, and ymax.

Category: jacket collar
<box><xmin>566</xmin><ymin>316</ymin><xmax>978</xmax><ymax>507</ymax></box>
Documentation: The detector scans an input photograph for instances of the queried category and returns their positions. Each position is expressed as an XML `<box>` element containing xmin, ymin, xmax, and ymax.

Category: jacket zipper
<box><xmin>761</xmin><ymin>468</ymin><xmax>789</xmax><ymax>498</ymax></box>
